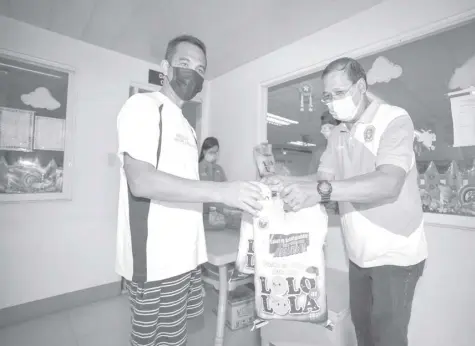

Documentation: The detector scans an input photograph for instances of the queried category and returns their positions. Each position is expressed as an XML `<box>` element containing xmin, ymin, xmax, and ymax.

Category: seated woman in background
<box><xmin>199</xmin><ymin>137</ymin><xmax>227</xmax><ymax>182</ymax></box>
<box><xmin>199</xmin><ymin>137</ymin><xmax>251</xmax><ymax>283</ymax></box>
<box><xmin>199</xmin><ymin>137</ymin><xmax>227</xmax><ymax>215</ymax></box>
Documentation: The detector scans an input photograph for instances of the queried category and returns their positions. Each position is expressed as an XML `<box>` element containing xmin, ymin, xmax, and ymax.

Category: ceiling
<box><xmin>0</xmin><ymin>0</ymin><xmax>382</xmax><ymax>78</ymax></box>
<box><xmin>268</xmin><ymin>19</ymin><xmax>475</xmax><ymax>161</ymax></box>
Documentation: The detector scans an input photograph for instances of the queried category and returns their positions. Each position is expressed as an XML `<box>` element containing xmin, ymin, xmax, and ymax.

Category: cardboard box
<box><xmin>212</xmin><ymin>285</ymin><xmax>255</xmax><ymax>330</ymax></box>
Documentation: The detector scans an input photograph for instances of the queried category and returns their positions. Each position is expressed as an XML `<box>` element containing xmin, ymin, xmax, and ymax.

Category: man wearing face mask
<box><xmin>116</xmin><ymin>35</ymin><xmax>264</xmax><ymax>346</ymax></box>
<box><xmin>265</xmin><ymin>58</ymin><xmax>427</xmax><ymax>346</ymax></box>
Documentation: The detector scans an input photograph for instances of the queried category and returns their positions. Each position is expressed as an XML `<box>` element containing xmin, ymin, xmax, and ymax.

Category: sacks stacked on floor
<box><xmin>236</xmin><ymin>142</ymin><xmax>279</xmax><ymax>275</ymax></box>
<box><xmin>236</xmin><ymin>183</ymin><xmax>329</xmax><ymax>324</ymax></box>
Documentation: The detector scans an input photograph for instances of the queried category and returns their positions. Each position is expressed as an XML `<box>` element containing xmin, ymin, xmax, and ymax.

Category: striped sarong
<box><xmin>127</xmin><ymin>267</ymin><xmax>204</xmax><ymax>346</ymax></box>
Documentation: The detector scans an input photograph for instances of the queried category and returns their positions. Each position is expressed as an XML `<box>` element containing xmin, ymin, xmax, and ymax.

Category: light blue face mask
<box><xmin>205</xmin><ymin>153</ymin><xmax>218</xmax><ymax>163</ymax></box>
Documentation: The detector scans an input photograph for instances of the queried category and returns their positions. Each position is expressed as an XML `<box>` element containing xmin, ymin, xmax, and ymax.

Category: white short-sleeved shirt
<box><xmin>319</xmin><ymin>102</ymin><xmax>428</xmax><ymax>268</ymax></box>
<box><xmin>115</xmin><ymin>92</ymin><xmax>207</xmax><ymax>282</ymax></box>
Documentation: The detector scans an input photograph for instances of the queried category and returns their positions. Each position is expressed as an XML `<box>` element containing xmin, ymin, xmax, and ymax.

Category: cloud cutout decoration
<box><xmin>449</xmin><ymin>54</ymin><xmax>475</xmax><ymax>90</ymax></box>
<box><xmin>21</xmin><ymin>87</ymin><xmax>61</xmax><ymax>110</ymax></box>
<box><xmin>367</xmin><ymin>56</ymin><xmax>403</xmax><ymax>85</ymax></box>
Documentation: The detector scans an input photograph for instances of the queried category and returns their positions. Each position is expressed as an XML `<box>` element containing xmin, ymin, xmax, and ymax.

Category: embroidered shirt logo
<box><xmin>364</xmin><ymin>125</ymin><xmax>375</xmax><ymax>142</ymax></box>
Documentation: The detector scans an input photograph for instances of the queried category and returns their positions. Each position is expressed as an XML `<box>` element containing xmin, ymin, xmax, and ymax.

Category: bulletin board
<box><xmin>0</xmin><ymin>51</ymin><xmax>75</xmax><ymax>202</ymax></box>
<box><xmin>353</xmin><ymin>19</ymin><xmax>475</xmax><ymax>225</ymax></box>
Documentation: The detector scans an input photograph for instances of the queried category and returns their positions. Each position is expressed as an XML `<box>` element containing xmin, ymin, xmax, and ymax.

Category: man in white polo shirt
<box><xmin>266</xmin><ymin>58</ymin><xmax>427</xmax><ymax>346</ymax></box>
<box><xmin>116</xmin><ymin>35</ymin><xmax>264</xmax><ymax>346</ymax></box>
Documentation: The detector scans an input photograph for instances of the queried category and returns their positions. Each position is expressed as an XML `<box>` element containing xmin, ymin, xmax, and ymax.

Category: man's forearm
<box><xmin>330</xmin><ymin>171</ymin><xmax>400</xmax><ymax>204</ymax></box>
<box><xmin>131</xmin><ymin>167</ymin><xmax>223</xmax><ymax>203</ymax></box>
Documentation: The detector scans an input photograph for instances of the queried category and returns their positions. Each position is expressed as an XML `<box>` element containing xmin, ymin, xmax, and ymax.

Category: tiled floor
<box><xmin>0</xmin><ymin>286</ymin><xmax>261</xmax><ymax>346</ymax></box>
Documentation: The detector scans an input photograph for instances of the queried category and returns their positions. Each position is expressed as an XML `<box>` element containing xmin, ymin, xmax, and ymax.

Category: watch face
<box><xmin>318</xmin><ymin>181</ymin><xmax>332</xmax><ymax>195</ymax></box>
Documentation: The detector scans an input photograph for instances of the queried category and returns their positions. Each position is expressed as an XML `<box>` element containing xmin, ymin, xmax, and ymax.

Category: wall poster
<box><xmin>0</xmin><ymin>51</ymin><xmax>74</xmax><ymax>201</ymax></box>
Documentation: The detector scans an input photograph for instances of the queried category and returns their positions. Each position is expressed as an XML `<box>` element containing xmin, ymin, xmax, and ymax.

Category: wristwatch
<box><xmin>317</xmin><ymin>180</ymin><xmax>333</xmax><ymax>203</ymax></box>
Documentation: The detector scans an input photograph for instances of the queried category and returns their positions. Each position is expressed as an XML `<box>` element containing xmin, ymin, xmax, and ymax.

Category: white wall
<box><xmin>207</xmin><ymin>1</ymin><xmax>475</xmax><ymax>345</ymax></box>
<box><xmin>0</xmin><ymin>16</ymin><xmax>208</xmax><ymax>309</ymax></box>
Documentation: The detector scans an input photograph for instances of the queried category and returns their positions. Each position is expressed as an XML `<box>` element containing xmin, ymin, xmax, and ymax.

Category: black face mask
<box><xmin>169</xmin><ymin>67</ymin><xmax>204</xmax><ymax>101</ymax></box>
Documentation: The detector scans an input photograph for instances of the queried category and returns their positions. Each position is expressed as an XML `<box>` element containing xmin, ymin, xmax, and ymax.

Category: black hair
<box><xmin>321</xmin><ymin>111</ymin><xmax>341</xmax><ymax>126</ymax></box>
<box><xmin>322</xmin><ymin>57</ymin><xmax>367</xmax><ymax>85</ymax></box>
<box><xmin>165</xmin><ymin>35</ymin><xmax>207</xmax><ymax>62</ymax></box>
<box><xmin>199</xmin><ymin>137</ymin><xmax>219</xmax><ymax>162</ymax></box>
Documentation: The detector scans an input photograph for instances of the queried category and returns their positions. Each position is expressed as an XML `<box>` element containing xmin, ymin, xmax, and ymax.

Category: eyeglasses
<box><xmin>321</xmin><ymin>84</ymin><xmax>355</xmax><ymax>104</ymax></box>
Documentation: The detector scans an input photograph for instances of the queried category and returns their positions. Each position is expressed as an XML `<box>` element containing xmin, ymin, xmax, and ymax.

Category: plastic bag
<box><xmin>236</xmin><ymin>183</ymin><xmax>272</xmax><ymax>274</ymax></box>
<box><xmin>236</xmin><ymin>142</ymin><xmax>275</xmax><ymax>275</ymax></box>
<box><xmin>236</xmin><ymin>212</ymin><xmax>256</xmax><ymax>274</ymax></box>
<box><xmin>253</xmin><ymin>188</ymin><xmax>329</xmax><ymax>323</ymax></box>
<box><xmin>236</xmin><ymin>185</ymin><xmax>271</xmax><ymax>274</ymax></box>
